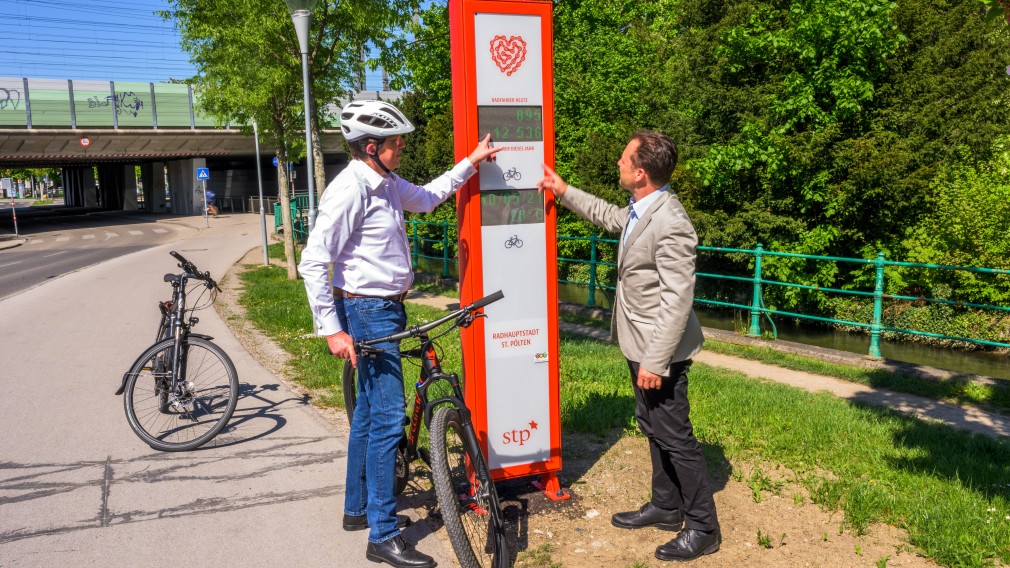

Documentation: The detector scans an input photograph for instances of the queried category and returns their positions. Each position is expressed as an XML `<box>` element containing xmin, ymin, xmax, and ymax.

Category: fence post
<box><xmin>587</xmin><ymin>234</ymin><xmax>598</xmax><ymax>307</ymax></box>
<box><xmin>748</xmin><ymin>243</ymin><xmax>763</xmax><ymax>337</ymax></box>
<box><xmin>411</xmin><ymin>219</ymin><xmax>419</xmax><ymax>270</ymax></box>
<box><xmin>442</xmin><ymin>220</ymin><xmax>450</xmax><ymax>278</ymax></box>
<box><xmin>869</xmin><ymin>252</ymin><xmax>886</xmax><ymax>358</ymax></box>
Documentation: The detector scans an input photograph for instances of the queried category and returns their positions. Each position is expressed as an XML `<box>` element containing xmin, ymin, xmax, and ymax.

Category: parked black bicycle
<box><xmin>115</xmin><ymin>251</ymin><xmax>239</xmax><ymax>451</ymax></box>
<box><xmin>342</xmin><ymin>290</ymin><xmax>510</xmax><ymax>568</ymax></box>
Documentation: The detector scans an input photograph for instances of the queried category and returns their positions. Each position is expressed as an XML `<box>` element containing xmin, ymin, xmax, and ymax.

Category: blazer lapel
<box><xmin>619</xmin><ymin>191</ymin><xmax>670</xmax><ymax>267</ymax></box>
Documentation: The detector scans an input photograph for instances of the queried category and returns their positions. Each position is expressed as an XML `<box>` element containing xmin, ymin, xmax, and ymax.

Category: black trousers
<box><xmin>628</xmin><ymin>359</ymin><xmax>719</xmax><ymax>532</ymax></box>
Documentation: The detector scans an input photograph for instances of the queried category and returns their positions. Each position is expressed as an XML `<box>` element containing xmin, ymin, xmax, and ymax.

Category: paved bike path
<box><xmin>0</xmin><ymin>213</ymin><xmax>454</xmax><ymax>568</ymax></box>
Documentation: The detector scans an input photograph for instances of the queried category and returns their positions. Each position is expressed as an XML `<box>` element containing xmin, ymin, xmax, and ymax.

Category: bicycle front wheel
<box><xmin>430</xmin><ymin>406</ymin><xmax>510</xmax><ymax>568</ymax></box>
<box><xmin>123</xmin><ymin>336</ymin><xmax>239</xmax><ymax>451</ymax></box>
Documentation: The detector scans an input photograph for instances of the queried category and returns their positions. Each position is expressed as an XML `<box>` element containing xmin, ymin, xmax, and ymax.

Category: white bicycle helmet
<box><xmin>340</xmin><ymin>100</ymin><xmax>415</xmax><ymax>142</ymax></box>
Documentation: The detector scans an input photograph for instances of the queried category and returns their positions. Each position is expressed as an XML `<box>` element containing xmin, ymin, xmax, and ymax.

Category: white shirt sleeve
<box><xmin>297</xmin><ymin>179</ymin><xmax>366</xmax><ymax>336</ymax></box>
<box><xmin>395</xmin><ymin>159</ymin><xmax>476</xmax><ymax>213</ymax></box>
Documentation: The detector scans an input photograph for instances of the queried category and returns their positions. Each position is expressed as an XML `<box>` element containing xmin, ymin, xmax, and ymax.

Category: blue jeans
<box><xmin>337</xmin><ymin>297</ymin><xmax>407</xmax><ymax>544</ymax></box>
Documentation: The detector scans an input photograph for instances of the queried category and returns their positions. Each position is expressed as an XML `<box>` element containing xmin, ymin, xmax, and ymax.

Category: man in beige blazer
<box><xmin>538</xmin><ymin>131</ymin><xmax>720</xmax><ymax>562</ymax></box>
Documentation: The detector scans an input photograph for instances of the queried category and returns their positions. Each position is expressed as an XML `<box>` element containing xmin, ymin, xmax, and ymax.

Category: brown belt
<box><xmin>334</xmin><ymin>288</ymin><xmax>407</xmax><ymax>303</ymax></box>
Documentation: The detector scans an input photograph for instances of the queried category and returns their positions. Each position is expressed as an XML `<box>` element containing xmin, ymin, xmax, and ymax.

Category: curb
<box><xmin>0</xmin><ymin>237</ymin><xmax>27</xmax><ymax>251</ymax></box>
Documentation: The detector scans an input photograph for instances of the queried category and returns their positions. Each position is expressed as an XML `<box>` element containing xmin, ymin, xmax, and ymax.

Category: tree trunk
<box><xmin>276</xmin><ymin>152</ymin><xmax>298</xmax><ymax>281</ymax></box>
<box><xmin>309</xmin><ymin>99</ymin><xmax>326</xmax><ymax>199</ymax></box>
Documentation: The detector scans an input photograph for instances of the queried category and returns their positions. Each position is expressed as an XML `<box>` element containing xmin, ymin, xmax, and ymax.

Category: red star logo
<box><xmin>529</xmin><ymin>420</ymin><xmax>538</xmax><ymax>430</ymax></box>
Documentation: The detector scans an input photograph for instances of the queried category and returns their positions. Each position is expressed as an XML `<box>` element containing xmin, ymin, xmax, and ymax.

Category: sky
<box><xmin>0</xmin><ymin>0</ymin><xmax>388</xmax><ymax>88</ymax></box>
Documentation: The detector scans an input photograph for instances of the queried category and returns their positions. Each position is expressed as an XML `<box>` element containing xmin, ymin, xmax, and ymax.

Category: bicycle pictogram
<box><xmin>505</xmin><ymin>235</ymin><xmax>524</xmax><ymax>248</ymax></box>
<box><xmin>503</xmin><ymin>167</ymin><xmax>522</xmax><ymax>182</ymax></box>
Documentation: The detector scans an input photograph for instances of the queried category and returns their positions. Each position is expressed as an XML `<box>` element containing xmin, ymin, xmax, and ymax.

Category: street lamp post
<box><xmin>285</xmin><ymin>0</ymin><xmax>317</xmax><ymax>232</ymax></box>
<box><xmin>253</xmin><ymin>120</ymin><xmax>269</xmax><ymax>265</ymax></box>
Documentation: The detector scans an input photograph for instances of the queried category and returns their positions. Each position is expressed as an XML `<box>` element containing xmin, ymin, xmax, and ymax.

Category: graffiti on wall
<box><xmin>87</xmin><ymin>91</ymin><xmax>145</xmax><ymax>117</ymax></box>
<box><xmin>0</xmin><ymin>88</ymin><xmax>21</xmax><ymax>110</ymax></box>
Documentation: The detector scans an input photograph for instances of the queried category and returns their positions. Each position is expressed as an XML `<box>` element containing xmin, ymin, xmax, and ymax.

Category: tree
<box><xmin>165</xmin><ymin>0</ymin><xmax>419</xmax><ymax>279</ymax></box>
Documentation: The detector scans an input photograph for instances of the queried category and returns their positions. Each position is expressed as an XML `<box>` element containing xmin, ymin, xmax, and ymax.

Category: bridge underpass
<box><xmin>0</xmin><ymin>77</ymin><xmax>399</xmax><ymax>215</ymax></box>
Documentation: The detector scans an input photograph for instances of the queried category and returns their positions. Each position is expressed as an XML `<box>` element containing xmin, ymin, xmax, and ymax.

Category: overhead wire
<box><xmin>0</xmin><ymin>0</ymin><xmax>390</xmax><ymax>88</ymax></box>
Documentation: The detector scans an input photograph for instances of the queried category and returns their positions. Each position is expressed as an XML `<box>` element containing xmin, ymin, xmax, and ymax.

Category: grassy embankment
<box><xmin>239</xmin><ymin>247</ymin><xmax>1010</xmax><ymax>567</ymax></box>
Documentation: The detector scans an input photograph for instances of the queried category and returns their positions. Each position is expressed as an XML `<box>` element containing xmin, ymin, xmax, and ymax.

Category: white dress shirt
<box><xmin>298</xmin><ymin>158</ymin><xmax>477</xmax><ymax>336</ymax></box>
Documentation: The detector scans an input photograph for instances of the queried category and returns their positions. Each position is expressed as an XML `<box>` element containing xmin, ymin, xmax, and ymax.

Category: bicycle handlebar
<box><xmin>355</xmin><ymin>290</ymin><xmax>504</xmax><ymax>350</ymax></box>
<box><xmin>169</xmin><ymin>250</ymin><xmax>218</xmax><ymax>288</ymax></box>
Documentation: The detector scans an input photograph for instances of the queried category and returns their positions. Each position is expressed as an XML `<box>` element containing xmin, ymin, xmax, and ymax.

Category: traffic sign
<box><xmin>272</xmin><ymin>156</ymin><xmax>279</xmax><ymax>167</ymax></box>
<box><xmin>79</xmin><ymin>136</ymin><xmax>91</xmax><ymax>147</ymax></box>
<box><xmin>196</xmin><ymin>168</ymin><xmax>210</xmax><ymax>180</ymax></box>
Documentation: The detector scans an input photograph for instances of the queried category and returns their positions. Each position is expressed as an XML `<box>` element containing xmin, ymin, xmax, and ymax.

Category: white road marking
<box><xmin>152</xmin><ymin>228</ymin><xmax>168</xmax><ymax>234</ymax></box>
<box><xmin>129</xmin><ymin>230</ymin><xmax>144</xmax><ymax>236</ymax></box>
<box><xmin>56</xmin><ymin>236</ymin><xmax>69</xmax><ymax>242</ymax></box>
<box><xmin>82</xmin><ymin>234</ymin><xmax>95</xmax><ymax>240</ymax></box>
<box><xmin>43</xmin><ymin>251</ymin><xmax>68</xmax><ymax>258</ymax></box>
<box><xmin>28</xmin><ymin>240</ymin><xmax>42</xmax><ymax>245</ymax></box>
<box><xmin>105</xmin><ymin>232</ymin><xmax>119</xmax><ymax>238</ymax></box>
<box><xmin>0</xmin><ymin>261</ymin><xmax>22</xmax><ymax>269</ymax></box>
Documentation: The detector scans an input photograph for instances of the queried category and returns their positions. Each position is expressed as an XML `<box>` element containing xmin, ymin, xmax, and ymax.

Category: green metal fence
<box><xmin>692</xmin><ymin>244</ymin><xmax>1010</xmax><ymax>356</ymax></box>
<box><xmin>283</xmin><ymin>214</ymin><xmax>1010</xmax><ymax>357</ymax></box>
<box><xmin>272</xmin><ymin>194</ymin><xmax>310</xmax><ymax>242</ymax></box>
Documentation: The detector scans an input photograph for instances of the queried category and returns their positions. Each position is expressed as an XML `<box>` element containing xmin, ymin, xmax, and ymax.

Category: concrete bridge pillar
<box><xmin>96</xmin><ymin>165</ymin><xmax>125</xmax><ymax>210</ymax></box>
<box><xmin>167</xmin><ymin>158</ymin><xmax>206</xmax><ymax>216</ymax></box>
<box><xmin>62</xmin><ymin>166</ymin><xmax>97</xmax><ymax>208</ymax></box>
<box><xmin>141</xmin><ymin>162</ymin><xmax>168</xmax><ymax>213</ymax></box>
<box><xmin>122</xmin><ymin>165</ymin><xmax>139</xmax><ymax>211</ymax></box>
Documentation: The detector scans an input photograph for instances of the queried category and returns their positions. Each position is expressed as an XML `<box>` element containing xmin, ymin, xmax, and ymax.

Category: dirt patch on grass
<box><xmin>502</xmin><ymin>432</ymin><xmax>936</xmax><ymax>567</ymax></box>
<box><xmin>216</xmin><ymin>250</ymin><xmax>938</xmax><ymax>568</ymax></box>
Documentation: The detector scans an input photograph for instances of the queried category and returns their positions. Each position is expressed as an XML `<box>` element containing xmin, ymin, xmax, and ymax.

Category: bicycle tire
<box><xmin>123</xmin><ymin>336</ymin><xmax>239</xmax><ymax>452</ymax></box>
<box><xmin>342</xmin><ymin>359</ymin><xmax>357</xmax><ymax>425</ymax></box>
<box><xmin>430</xmin><ymin>406</ymin><xmax>510</xmax><ymax>568</ymax></box>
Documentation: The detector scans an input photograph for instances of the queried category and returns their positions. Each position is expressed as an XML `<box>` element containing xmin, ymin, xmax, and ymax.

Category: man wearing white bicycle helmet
<box><xmin>299</xmin><ymin>100</ymin><xmax>499</xmax><ymax>568</ymax></box>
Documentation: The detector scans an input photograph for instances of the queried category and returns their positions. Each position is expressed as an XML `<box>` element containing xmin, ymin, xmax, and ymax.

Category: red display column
<box><xmin>450</xmin><ymin>0</ymin><xmax>567</xmax><ymax>500</ymax></box>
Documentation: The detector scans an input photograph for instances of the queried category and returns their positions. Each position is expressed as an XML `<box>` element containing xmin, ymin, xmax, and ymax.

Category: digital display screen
<box><xmin>480</xmin><ymin>189</ymin><xmax>544</xmax><ymax>226</ymax></box>
<box><xmin>478</xmin><ymin>105</ymin><xmax>544</xmax><ymax>143</ymax></box>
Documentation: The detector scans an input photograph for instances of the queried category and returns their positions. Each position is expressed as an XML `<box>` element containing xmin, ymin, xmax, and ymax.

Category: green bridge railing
<box><xmin>281</xmin><ymin>215</ymin><xmax>1010</xmax><ymax>357</ymax></box>
<box><xmin>273</xmin><ymin>194</ymin><xmax>311</xmax><ymax>242</ymax></box>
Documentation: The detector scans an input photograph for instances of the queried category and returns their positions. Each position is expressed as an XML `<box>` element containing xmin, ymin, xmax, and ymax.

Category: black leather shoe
<box><xmin>365</xmin><ymin>535</ymin><xmax>436</xmax><ymax>568</ymax></box>
<box><xmin>655</xmin><ymin>528</ymin><xmax>721</xmax><ymax>561</ymax></box>
<box><xmin>343</xmin><ymin>513</ymin><xmax>411</xmax><ymax>532</ymax></box>
<box><xmin>611</xmin><ymin>502</ymin><xmax>684</xmax><ymax>531</ymax></box>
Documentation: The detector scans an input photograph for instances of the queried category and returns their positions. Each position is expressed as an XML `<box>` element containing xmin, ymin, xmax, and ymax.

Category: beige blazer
<box><xmin>561</xmin><ymin>185</ymin><xmax>704</xmax><ymax>376</ymax></box>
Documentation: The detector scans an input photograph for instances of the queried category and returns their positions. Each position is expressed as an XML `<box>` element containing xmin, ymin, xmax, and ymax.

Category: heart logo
<box><xmin>489</xmin><ymin>35</ymin><xmax>527</xmax><ymax>76</ymax></box>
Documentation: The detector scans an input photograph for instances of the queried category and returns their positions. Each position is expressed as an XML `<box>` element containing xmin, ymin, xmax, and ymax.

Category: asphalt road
<box><xmin>0</xmin><ymin>213</ymin><xmax>186</xmax><ymax>299</ymax></box>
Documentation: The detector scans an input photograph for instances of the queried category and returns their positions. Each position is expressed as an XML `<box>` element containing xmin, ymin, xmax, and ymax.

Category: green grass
<box><xmin>239</xmin><ymin>262</ymin><xmax>1010</xmax><ymax>567</ymax></box>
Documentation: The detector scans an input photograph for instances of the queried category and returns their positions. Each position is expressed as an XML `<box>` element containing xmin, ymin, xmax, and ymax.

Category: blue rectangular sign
<box><xmin>196</xmin><ymin>167</ymin><xmax>210</xmax><ymax>180</ymax></box>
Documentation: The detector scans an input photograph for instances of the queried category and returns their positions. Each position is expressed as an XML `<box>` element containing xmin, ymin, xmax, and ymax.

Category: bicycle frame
<box><xmin>395</xmin><ymin>337</ymin><xmax>497</xmax><ymax>515</ymax></box>
<box><xmin>116</xmin><ymin>256</ymin><xmax>216</xmax><ymax>397</ymax></box>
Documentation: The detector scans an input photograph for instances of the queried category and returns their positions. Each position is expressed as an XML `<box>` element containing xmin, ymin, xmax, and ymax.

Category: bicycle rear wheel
<box><xmin>123</xmin><ymin>336</ymin><xmax>239</xmax><ymax>451</ymax></box>
<box><xmin>430</xmin><ymin>406</ymin><xmax>510</xmax><ymax>568</ymax></box>
<box><xmin>342</xmin><ymin>359</ymin><xmax>357</xmax><ymax>425</ymax></box>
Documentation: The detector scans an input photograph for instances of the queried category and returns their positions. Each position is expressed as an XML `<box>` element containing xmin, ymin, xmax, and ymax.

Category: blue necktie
<box><xmin>623</xmin><ymin>198</ymin><xmax>638</xmax><ymax>246</ymax></box>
